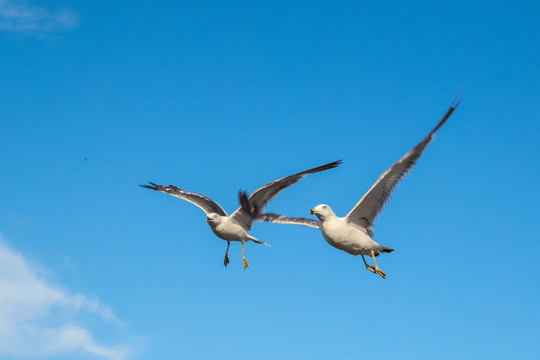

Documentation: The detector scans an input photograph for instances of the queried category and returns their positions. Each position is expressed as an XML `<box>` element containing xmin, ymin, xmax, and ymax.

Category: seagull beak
<box><xmin>310</xmin><ymin>209</ymin><xmax>316</xmax><ymax>215</ymax></box>
<box><xmin>206</xmin><ymin>217</ymin><xmax>212</xmax><ymax>223</ymax></box>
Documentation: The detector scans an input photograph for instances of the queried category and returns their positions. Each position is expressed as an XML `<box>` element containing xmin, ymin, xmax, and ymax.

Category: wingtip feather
<box><xmin>429</xmin><ymin>96</ymin><xmax>461</xmax><ymax>136</ymax></box>
<box><xmin>140</xmin><ymin>183</ymin><xmax>156</xmax><ymax>190</ymax></box>
<box><xmin>238</xmin><ymin>190</ymin><xmax>253</xmax><ymax>216</ymax></box>
<box><xmin>305</xmin><ymin>159</ymin><xmax>343</xmax><ymax>174</ymax></box>
<box><xmin>451</xmin><ymin>90</ymin><xmax>463</xmax><ymax>109</ymax></box>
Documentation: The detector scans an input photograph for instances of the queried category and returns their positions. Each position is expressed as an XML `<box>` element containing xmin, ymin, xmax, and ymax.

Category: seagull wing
<box><xmin>231</xmin><ymin>160</ymin><xmax>342</xmax><ymax>230</ymax></box>
<box><xmin>140</xmin><ymin>182</ymin><xmax>228</xmax><ymax>216</ymax></box>
<box><xmin>345</xmin><ymin>100</ymin><xmax>460</xmax><ymax>230</ymax></box>
<box><xmin>258</xmin><ymin>213</ymin><xmax>321</xmax><ymax>229</ymax></box>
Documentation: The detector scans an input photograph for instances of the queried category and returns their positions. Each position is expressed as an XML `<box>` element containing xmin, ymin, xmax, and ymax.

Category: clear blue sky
<box><xmin>1</xmin><ymin>1</ymin><xmax>539</xmax><ymax>359</ymax></box>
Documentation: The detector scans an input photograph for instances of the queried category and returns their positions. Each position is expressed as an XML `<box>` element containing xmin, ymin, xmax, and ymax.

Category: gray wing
<box><xmin>140</xmin><ymin>182</ymin><xmax>228</xmax><ymax>216</ymax></box>
<box><xmin>345</xmin><ymin>100</ymin><xmax>460</xmax><ymax>230</ymax></box>
<box><xmin>231</xmin><ymin>160</ymin><xmax>342</xmax><ymax>230</ymax></box>
<box><xmin>258</xmin><ymin>213</ymin><xmax>320</xmax><ymax>229</ymax></box>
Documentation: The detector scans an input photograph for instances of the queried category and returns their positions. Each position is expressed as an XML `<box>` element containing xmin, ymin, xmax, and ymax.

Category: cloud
<box><xmin>0</xmin><ymin>0</ymin><xmax>79</xmax><ymax>34</ymax></box>
<box><xmin>0</xmin><ymin>237</ymin><xmax>130</xmax><ymax>360</ymax></box>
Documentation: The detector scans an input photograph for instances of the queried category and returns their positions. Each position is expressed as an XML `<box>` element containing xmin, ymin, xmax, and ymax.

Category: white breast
<box><xmin>210</xmin><ymin>217</ymin><xmax>248</xmax><ymax>242</ymax></box>
<box><xmin>320</xmin><ymin>218</ymin><xmax>377</xmax><ymax>255</ymax></box>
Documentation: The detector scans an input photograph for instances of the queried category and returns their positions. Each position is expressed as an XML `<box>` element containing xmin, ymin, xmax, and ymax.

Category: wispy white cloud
<box><xmin>0</xmin><ymin>237</ymin><xmax>130</xmax><ymax>360</ymax></box>
<box><xmin>0</xmin><ymin>0</ymin><xmax>79</xmax><ymax>34</ymax></box>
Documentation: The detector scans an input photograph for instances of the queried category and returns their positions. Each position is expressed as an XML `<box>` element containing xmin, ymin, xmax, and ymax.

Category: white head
<box><xmin>206</xmin><ymin>213</ymin><xmax>224</xmax><ymax>227</ymax></box>
<box><xmin>309</xmin><ymin>204</ymin><xmax>335</xmax><ymax>221</ymax></box>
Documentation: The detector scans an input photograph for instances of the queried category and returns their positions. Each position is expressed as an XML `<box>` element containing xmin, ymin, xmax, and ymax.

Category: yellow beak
<box><xmin>310</xmin><ymin>209</ymin><xmax>317</xmax><ymax>215</ymax></box>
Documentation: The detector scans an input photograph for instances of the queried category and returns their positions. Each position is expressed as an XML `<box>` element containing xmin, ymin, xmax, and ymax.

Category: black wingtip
<box><xmin>306</xmin><ymin>159</ymin><xmax>343</xmax><ymax>174</ymax></box>
<box><xmin>140</xmin><ymin>182</ymin><xmax>158</xmax><ymax>190</ymax></box>
<box><xmin>238</xmin><ymin>190</ymin><xmax>252</xmax><ymax>216</ymax></box>
<box><xmin>327</xmin><ymin>159</ymin><xmax>343</xmax><ymax>168</ymax></box>
<box><xmin>329</xmin><ymin>159</ymin><xmax>343</xmax><ymax>168</ymax></box>
<box><xmin>451</xmin><ymin>89</ymin><xmax>463</xmax><ymax>109</ymax></box>
<box><xmin>238</xmin><ymin>190</ymin><xmax>249</xmax><ymax>202</ymax></box>
<box><xmin>429</xmin><ymin>95</ymin><xmax>462</xmax><ymax>136</ymax></box>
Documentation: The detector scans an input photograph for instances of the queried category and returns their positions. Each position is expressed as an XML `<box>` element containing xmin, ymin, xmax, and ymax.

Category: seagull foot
<box><xmin>224</xmin><ymin>254</ymin><xmax>230</xmax><ymax>267</ymax></box>
<box><xmin>365</xmin><ymin>265</ymin><xmax>376</xmax><ymax>274</ymax></box>
<box><xmin>243</xmin><ymin>258</ymin><xmax>249</xmax><ymax>269</ymax></box>
<box><xmin>375</xmin><ymin>268</ymin><xmax>386</xmax><ymax>279</ymax></box>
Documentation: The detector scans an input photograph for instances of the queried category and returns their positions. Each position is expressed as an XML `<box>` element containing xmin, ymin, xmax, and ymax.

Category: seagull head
<box><xmin>206</xmin><ymin>213</ymin><xmax>222</xmax><ymax>225</ymax></box>
<box><xmin>310</xmin><ymin>204</ymin><xmax>334</xmax><ymax>220</ymax></box>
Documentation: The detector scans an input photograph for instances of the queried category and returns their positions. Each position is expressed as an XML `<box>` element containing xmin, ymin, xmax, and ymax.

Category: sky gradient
<box><xmin>1</xmin><ymin>1</ymin><xmax>539</xmax><ymax>359</ymax></box>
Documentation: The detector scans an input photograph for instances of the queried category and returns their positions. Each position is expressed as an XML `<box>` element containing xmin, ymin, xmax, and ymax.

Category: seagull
<box><xmin>251</xmin><ymin>100</ymin><xmax>460</xmax><ymax>278</ymax></box>
<box><xmin>140</xmin><ymin>160</ymin><xmax>341</xmax><ymax>269</ymax></box>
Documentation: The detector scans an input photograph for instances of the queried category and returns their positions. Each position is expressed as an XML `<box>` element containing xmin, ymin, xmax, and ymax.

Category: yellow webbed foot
<box><xmin>224</xmin><ymin>254</ymin><xmax>230</xmax><ymax>267</ymax></box>
<box><xmin>365</xmin><ymin>265</ymin><xmax>376</xmax><ymax>274</ymax></box>
<box><xmin>369</xmin><ymin>250</ymin><xmax>386</xmax><ymax>279</ymax></box>
<box><xmin>375</xmin><ymin>268</ymin><xmax>386</xmax><ymax>279</ymax></box>
<box><xmin>243</xmin><ymin>258</ymin><xmax>249</xmax><ymax>269</ymax></box>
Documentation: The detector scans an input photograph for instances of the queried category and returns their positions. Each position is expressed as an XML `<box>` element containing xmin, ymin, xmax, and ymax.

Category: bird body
<box><xmin>255</xmin><ymin>99</ymin><xmax>460</xmax><ymax>278</ymax></box>
<box><xmin>206</xmin><ymin>214</ymin><xmax>265</xmax><ymax>245</ymax></box>
<box><xmin>141</xmin><ymin>160</ymin><xmax>341</xmax><ymax>268</ymax></box>
<box><xmin>311</xmin><ymin>205</ymin><xmax>392</xmax><ymax>256</ymax></box>
<box><xmin>321</xmin><ymin>217</ymin><xmax>372</xmax><ymax>255</ymax></box>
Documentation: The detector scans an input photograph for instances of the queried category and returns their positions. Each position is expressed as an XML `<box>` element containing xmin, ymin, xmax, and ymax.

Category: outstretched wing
<box><xmin>258</xmin><ymin>213</ymin><xmax>320</xmax><ymax>229</ymax></box>
<box><xmin>231</xmin><ymin>160</ymin><xmax>342</xmax><ymax>230</ymax></box>
<box><xmin>140</xmin><ymin>182</ymin><xmax>228</xmax><ymax>216</ymax></box>
<box><xmin>345</xmin><ymin>99</ymin><xmax>460</xmax><ymax>230</ymax></box>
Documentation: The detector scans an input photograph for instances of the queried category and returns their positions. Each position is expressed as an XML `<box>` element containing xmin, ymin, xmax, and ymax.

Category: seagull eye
<box><xmin>323</xmin><ymin>205</ymin><xmax>327</xmax><ymax>209</ymax></box>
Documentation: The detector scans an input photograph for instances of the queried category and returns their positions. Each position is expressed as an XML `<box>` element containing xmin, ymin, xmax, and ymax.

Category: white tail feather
<box><xmin>248</xmin><ymin>235</ymin><xmax>271</xmax><ymax>247</ymax></box>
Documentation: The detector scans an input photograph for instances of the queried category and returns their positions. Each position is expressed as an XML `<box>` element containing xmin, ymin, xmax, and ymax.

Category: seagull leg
<box><xmin>361</xmin><ymin>254</ymin><xmax>376</xmax><ymax>274</ymax></box>
<box><xmin>370</xmin><ymin>250</ymin><xmax>386</xmax><ymax>279</ymax></box>
<box><xmin>242</xmin><ymin>243</ymin><xmax>249</xmax><ymax>269</ymax></box>
<box><xmin>223</xmin><ymin>241</ymin><xmax>230</xmax><ymax>267</ymax></box>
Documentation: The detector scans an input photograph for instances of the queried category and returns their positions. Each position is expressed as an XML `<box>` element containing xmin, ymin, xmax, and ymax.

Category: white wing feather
<box><xmin>258</xmin><ymin>213</ymin><xmax>321</xmax><ymax>229</ymax></box>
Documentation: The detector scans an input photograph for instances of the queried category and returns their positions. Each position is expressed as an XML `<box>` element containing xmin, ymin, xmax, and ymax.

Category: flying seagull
<box><xmin>249</xmin><ymin>100</ymin><xmax>460</xmax><ymax>278</ymax></box>
<box><xmin>140</xmin><ymin>160</ymin><xmax>341</xmax><ymax>269</ymax></box>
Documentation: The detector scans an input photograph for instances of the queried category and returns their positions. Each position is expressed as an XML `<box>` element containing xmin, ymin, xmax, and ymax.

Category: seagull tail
<box><xmin>248</xmin><ymin>235</ymin><xmax>271</xmax><ymax>247</ymax></box>
<box><xmin>381</xmin><ymin>246</ymin><xmax>394</xmax><ymax>253</ymax></box>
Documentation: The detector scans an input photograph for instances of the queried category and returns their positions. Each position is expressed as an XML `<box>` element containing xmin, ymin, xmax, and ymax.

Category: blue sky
<box><xmin>1</xmin><ymin>0</ymin><xmax>539</xmax><ymax>359</ymax></box>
